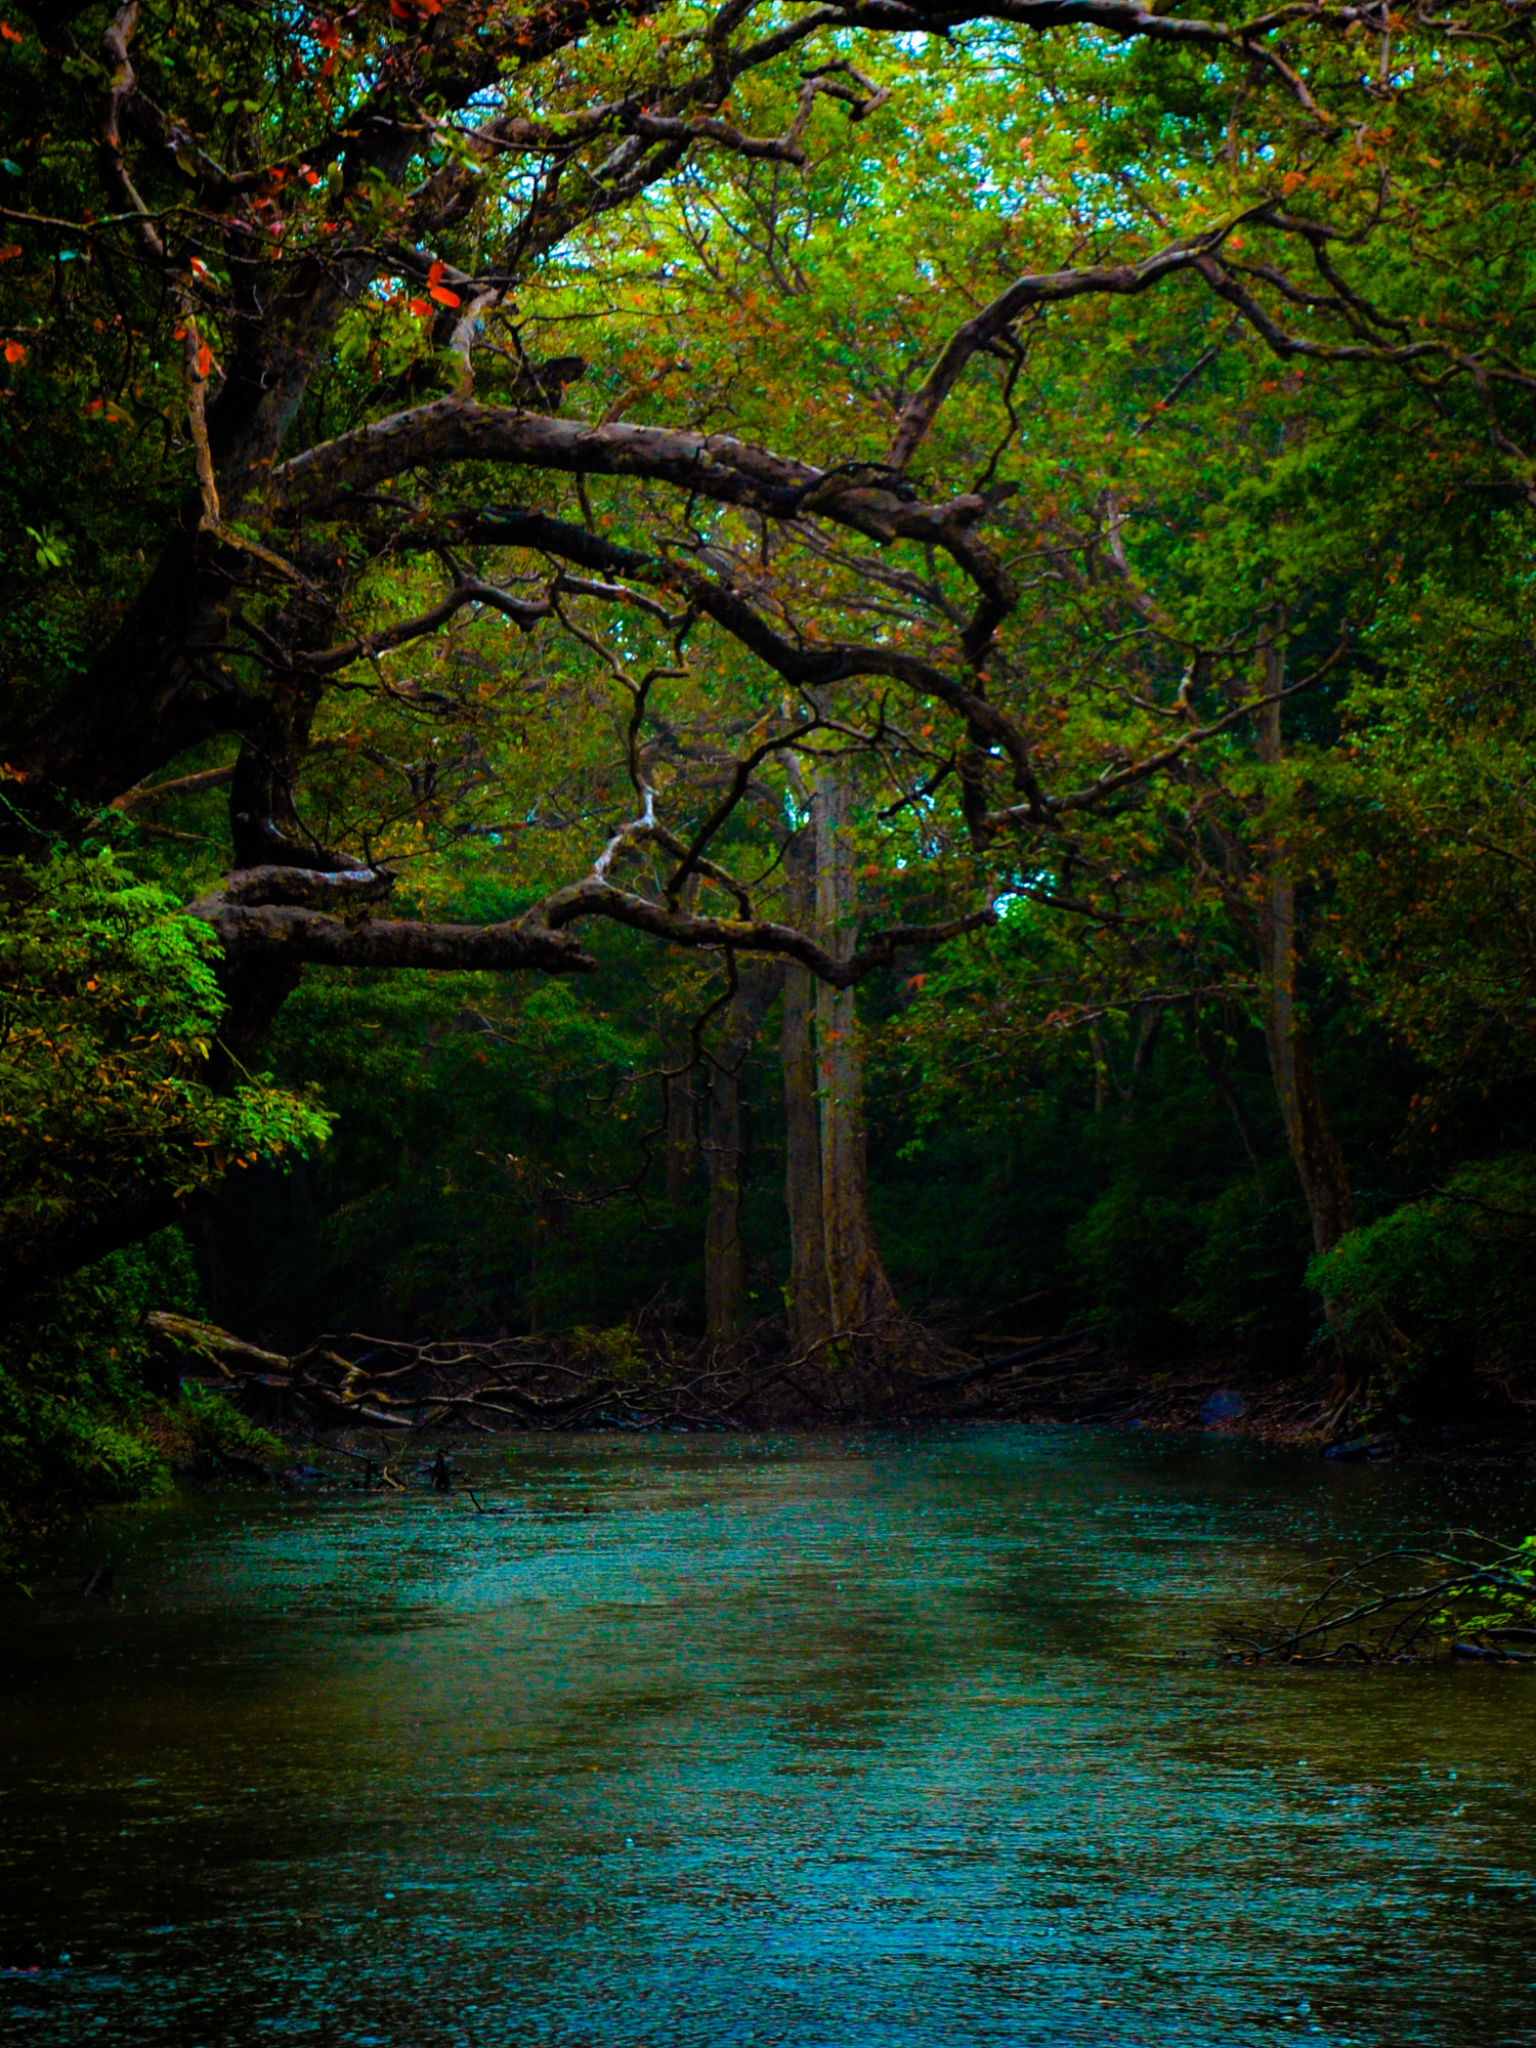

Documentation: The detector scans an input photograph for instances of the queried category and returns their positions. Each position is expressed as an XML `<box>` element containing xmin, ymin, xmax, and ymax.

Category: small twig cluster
<box><xmin>1221</xmin><ymin>1533</ymin><xmax>1536</xmax><ymax>1665</ymax></box>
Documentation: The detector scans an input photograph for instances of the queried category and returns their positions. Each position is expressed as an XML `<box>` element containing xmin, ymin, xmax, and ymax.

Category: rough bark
<box><xmin>781</xmin><ymin>765</ymin><xmax>904</xmax><ymax>1354</ymax></box>
<box><xmin>185</xmin><ymin>895</ymin><xmax>597</xmax><ymax>975</ymax></box>
<box><xmin>811</xmin><ymin>764</ymin><xmax>905</xmax><ymax>1336</ymax></box>
<box><xmin>782</xmin><ymin>839</ymin><xmax>833</xmax><ymax>1354</ymax></box>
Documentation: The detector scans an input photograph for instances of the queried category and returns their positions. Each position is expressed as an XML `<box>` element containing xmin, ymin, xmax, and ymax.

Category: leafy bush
<box><xmin>0</xmin><ymin>1226</ymin><xmax>283</xmax><ymax>1563</ymax></box>
<box><xmin>0</xmin><ymin>847</ymin><xmax>331</xmax><ymax>1267</ymax></box>
<box><xmin>0</xmin><ymin>1230</ymin><xmax>199</xmax><ymax>1522</ymax></box>
<box><xmin>1309</xmin><ymin>1155</ymin><xmax>1536</xmax><ymax>1395</ymax></box>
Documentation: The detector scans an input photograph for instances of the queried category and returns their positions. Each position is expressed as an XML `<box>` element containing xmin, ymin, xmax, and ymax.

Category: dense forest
<box><xmin>4</xmin><ymin>0</ymin><xmax>1536</xmax><ymax>1538</ymax></box>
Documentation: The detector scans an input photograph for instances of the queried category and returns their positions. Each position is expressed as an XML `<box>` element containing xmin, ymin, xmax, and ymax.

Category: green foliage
<box><xmin>0</xmin><ymin>1225</ymin><xmax>284</xmax><ymax>1561</ymax></box>
<box><xmin>0</xmin><ymin>1229</ymin><xmax>195</xmax><ymax>1525</ymax></box>
<box><xmin>4</xmin><ymin>0</ymin><xmax>1536</xmax><ymax>1484</ymax></box>
<box><xmin>209</xmin><ymin>940</ymin><xmax>688</xmax><ymax>1341</ymax></box>
<box><xmin>1310</xmin><ymin>1158</ymin><xmax>1536</xmax><ymax>1393</ymax></box>
<box><xmin>0</xmin><ymin>848</ymin><xmax>332</xmax><ymax>1264</ymax></box>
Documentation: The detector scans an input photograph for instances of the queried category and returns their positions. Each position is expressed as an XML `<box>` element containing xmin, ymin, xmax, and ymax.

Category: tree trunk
<box><xmin>781</xmin><ymin>764</ymin><xmax>903</xmax><ymax>1354</ymax></box>
<box><xmin>782</xmin><ymin>839</ymin><xmax>833</xmax><ymax>1354</ymax></box>
<box><xmin>702</xmin><ymin>964</ymin><xmax>780</xmax><ymax>1343</ymax></box>
<box><xmin>1252</xmin><ymin>638</ymin><xmax>1356</xmax><ymax>1264</ymax></box>
<box><xmin>813</xmin><ymin>765</ymin><xmax>903</xmax><ymax>1334</ymax></box>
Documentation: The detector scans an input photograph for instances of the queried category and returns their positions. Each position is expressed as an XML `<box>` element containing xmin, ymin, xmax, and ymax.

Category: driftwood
<box><xmin>144</xmin><ymin>1310</ymin><xmax>1097</xmax><ymax>1434</ymax></box>
<box><xmin>1220</xmin><ymin>1533</ymin><xmax>1536</xmax><ymax>1665</ymax></box>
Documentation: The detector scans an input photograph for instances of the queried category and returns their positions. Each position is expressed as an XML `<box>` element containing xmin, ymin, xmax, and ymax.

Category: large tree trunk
<box><xmin>702</xmin><ymin>964</ymin><xmax>781</xmax><ymax>1343</ymax></box>
<box><xmin>781</xmin><ymin>765</ymin><xmax>903</xmax><ymax>1355</ymax></box>
<box><xmin>782</xmin><ymin>839</ymin><xmax>833</xmax><ymax>1354</ymax></box>
<box><xmin>1252</xmin><ymin>639</ymin><xmax>1356</xmax><ymax>1264</ymax></box>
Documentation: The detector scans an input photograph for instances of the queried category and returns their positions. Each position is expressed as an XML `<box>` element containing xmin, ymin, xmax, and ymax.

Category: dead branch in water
<box><xmin>1220</xmin><ymin>1532</ymin><xmax>1536</xmax><ymax>1666</ymax></box>
<box><xmin>143</xmin><ymin>1310</ymin><xmax>1097</xmax><ymax>1433</ymax></box>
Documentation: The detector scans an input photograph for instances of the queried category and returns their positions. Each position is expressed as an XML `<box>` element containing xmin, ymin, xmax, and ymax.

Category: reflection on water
<box><xmin>3</xmin><ymin>1428</ymin><xmax>1535</xmax><ymax>2047</ymax></box>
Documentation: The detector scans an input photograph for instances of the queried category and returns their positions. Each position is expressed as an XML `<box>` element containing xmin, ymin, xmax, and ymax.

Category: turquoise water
<box><xmin>3</xmin><ymin>1428</ymin><xmax>1535</xmax><ymax>2047</ymax></box>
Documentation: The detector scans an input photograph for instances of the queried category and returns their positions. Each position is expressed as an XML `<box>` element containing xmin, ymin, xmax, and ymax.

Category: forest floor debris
<box><xmin>142</xmin><ymin>1310</ymin><xmax>1536</xmax><ymax>1470</ymax></box>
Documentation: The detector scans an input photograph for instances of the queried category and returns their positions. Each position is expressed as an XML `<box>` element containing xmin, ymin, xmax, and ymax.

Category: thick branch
<box><xmin>273</xmin><ymin>403</ymin><xmax>988</xmax><ymax>555</ymax></box>
<box><xmin>110</xmin><ymin>763</ymin><xmax>236</xmax><ymax>813</ymax></box>
<box><xmin>187</xmin><ymin>895</ymin><xmax>598</xmax><ymax>973</ymax></box>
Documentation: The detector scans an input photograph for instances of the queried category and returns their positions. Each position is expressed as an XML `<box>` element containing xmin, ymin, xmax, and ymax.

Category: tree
<box><xmin>5</xmin><ymin>0</ymin><xmax>1536</xmax><ymax>1297</ymax></box>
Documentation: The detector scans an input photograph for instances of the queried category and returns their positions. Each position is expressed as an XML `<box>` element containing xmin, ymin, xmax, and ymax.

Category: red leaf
<box><xmin>426</xmin><ymin>259</ymin><xmax>445</xmax><ymax>285</ymax></box>
<box><xmin>196</xmin><ymin>341</ymin><xmax>213</xmax><ymax>378</ymax></box>
<box><xmin>0</xmin><ymin>244</ymin><xmax>21</xmax><ymax>262</ymax></box>
<box><xmin>0</xmin><ymin>21</ymin><xmax>23</xmax><ymax>40</ymax></box>
<box><xmin>3</xmin><ymin>339</ymin><xmax>25</xmax><ymax>364</ymax></box>
<box><xmin>428</xmin><ymin>284</ymin><xmax>460</xmax><ymax>307</ymax></box>
<box><xmin>407</xmin><ymin>297</ymin><xmax>431</xmax><ymax>317</ymax></box>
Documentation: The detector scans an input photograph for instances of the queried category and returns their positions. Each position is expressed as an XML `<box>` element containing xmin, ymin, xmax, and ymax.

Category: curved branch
<box><xmin>533</xmin><ymin>875</ymin><xmax>997</xmax><ymax>984</ymax></box>
<box><xmin>272</xmin><ymin>403</ymin><xmax>990</xmax><ymax>557</ymax></box>
<box><xmin>888</xmin><ymin>236</ymin><xmax>1227</xmax><ymax>473</ymax></box>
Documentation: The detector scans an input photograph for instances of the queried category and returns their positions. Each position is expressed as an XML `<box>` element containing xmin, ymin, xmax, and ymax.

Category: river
<box><xmin>3</xmin><ymin>1427</ymin><xmax>1535</xmax><ymax>2047</ymax></box>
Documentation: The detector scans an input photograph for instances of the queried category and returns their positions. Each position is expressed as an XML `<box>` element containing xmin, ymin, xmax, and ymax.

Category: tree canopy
<box><xmin>4</xmin><ymin>0</ymin><xmax>1536</xmax><ymax>1512</ymax></box>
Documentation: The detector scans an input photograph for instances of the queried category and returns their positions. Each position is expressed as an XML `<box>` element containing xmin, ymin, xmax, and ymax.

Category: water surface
<box><xmin>4</xmin><ymin>1427</ymin><xmax>1535</xmax><ymax>2047</ymax></box>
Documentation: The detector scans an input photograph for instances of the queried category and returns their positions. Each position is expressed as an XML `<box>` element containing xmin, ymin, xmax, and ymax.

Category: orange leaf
<box><xmin>428</xmin><ymin>284</ymin><xmax>460</xmax><ymax>306</ymax></box>
<box><xmin>408</xmin><ymin>296</ymin><xmax>431</xmax><ymax>317</ymax></box>
<box><xmin>0</xmin><ymin>21</ymin><xmax>22</xmax><ymax>40</ymax></box>
<box><xmin>0</xmin><ymin>244</ymin><xmax>21</xmax><ymax>262</ymax></box>
<box><xmin>196</xmin><ymin>341</ymin><xmax>213</xmax><ymax>377</ymax></box>
<box><xmin>3</xmin><ymin>339</ymin><xmax>25</xmax><ymax>364</ymax></box>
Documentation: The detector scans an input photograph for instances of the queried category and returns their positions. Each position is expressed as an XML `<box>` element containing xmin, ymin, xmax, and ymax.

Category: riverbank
<box><xmin>960</xmin><ymin>1346</ymin><xmax>1536</xmax><ymax>1469</ymax></box>
<box><xmin>204</xmin><ymin>1316</ymin><xmax>1536</xmax><ymax>1474</ymax></box>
